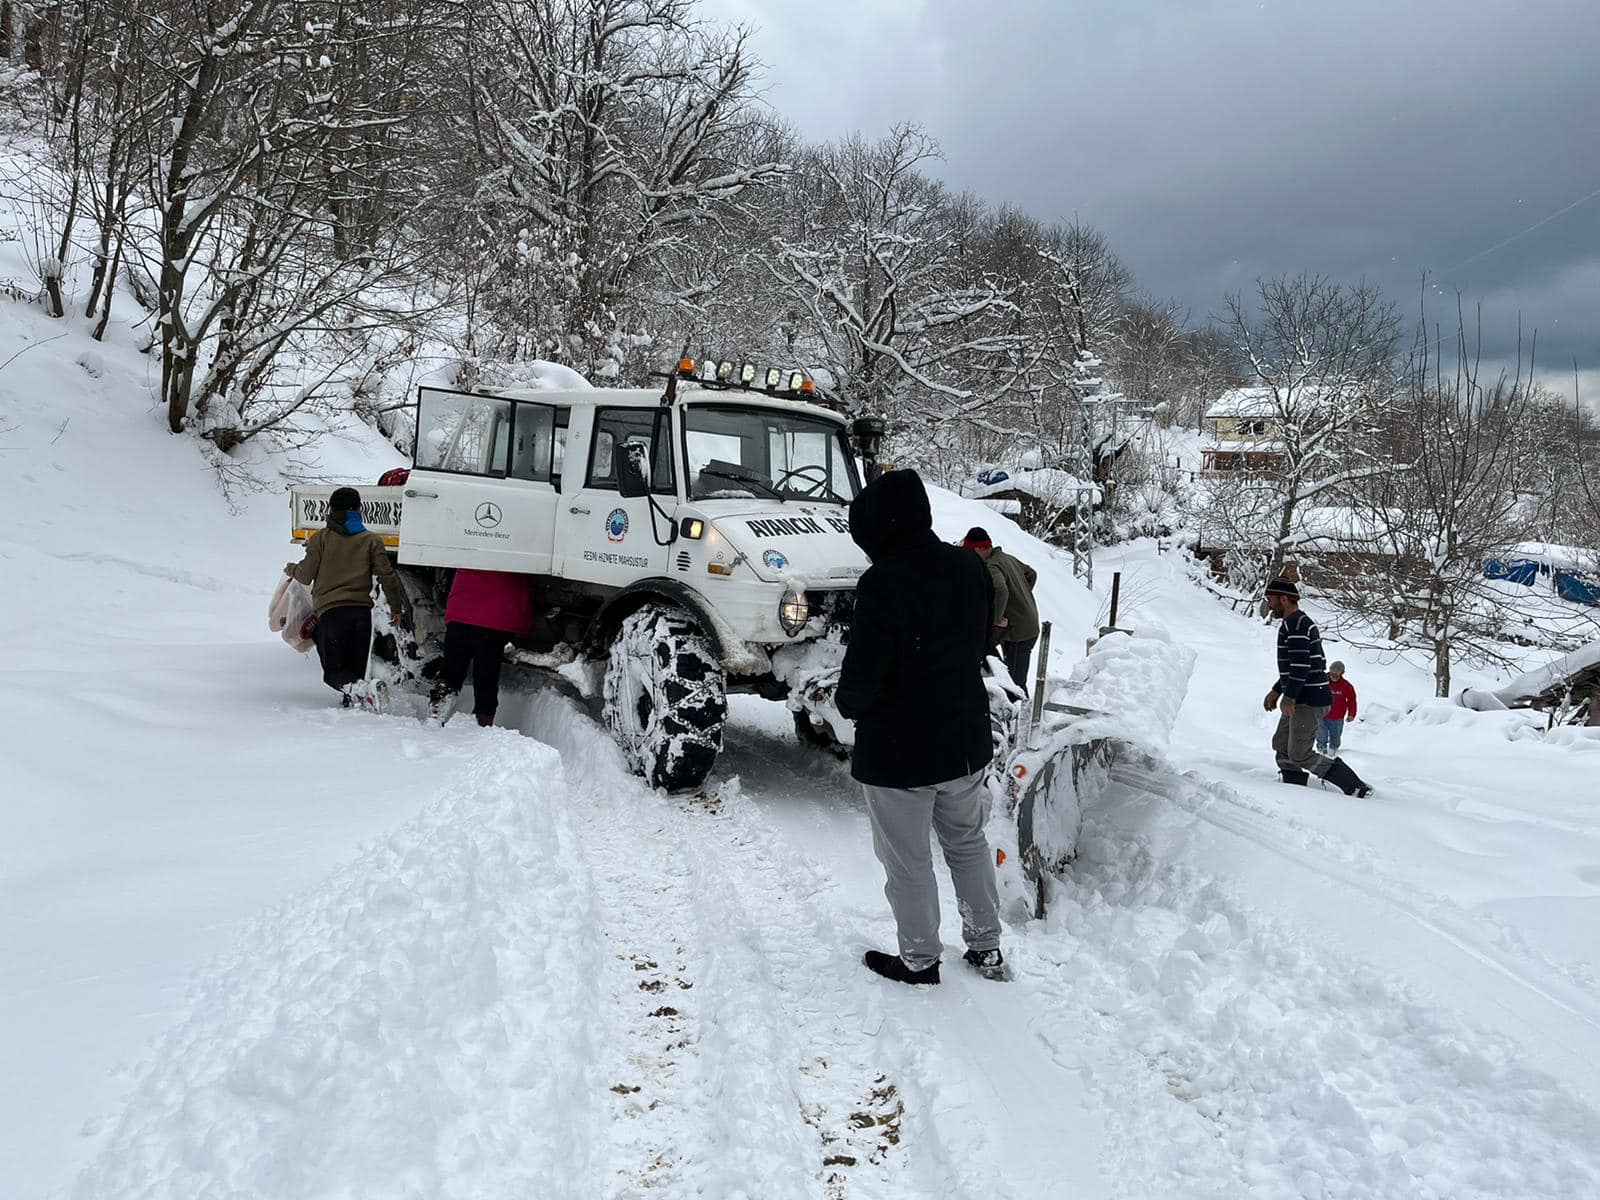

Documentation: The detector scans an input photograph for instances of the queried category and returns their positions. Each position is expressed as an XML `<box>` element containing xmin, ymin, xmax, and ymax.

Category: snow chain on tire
<box><xmin>603</xmin><ymin>605</ymin><xmax>728</xmax><ymax>791</ymax></box>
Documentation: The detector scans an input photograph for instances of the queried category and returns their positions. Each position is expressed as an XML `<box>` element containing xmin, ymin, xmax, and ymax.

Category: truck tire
<box><xmin>373</xmin><ymin>564</ymin><xmax>447</xmax><ymax>686</ymax></box>
<box><xmin>603</xmin><ymin>605</ymin><xmax>727</xmax><ymax>791</ymax></box>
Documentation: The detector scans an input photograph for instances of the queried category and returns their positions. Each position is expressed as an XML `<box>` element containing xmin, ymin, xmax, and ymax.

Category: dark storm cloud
<box><xmin>708</xmin><ymin>0</ymin><xmax>1600</xmax><ymax>391</ymax></box>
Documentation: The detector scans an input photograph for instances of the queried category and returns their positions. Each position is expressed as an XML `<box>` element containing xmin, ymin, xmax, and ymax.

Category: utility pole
<box><xmin>1068</xmin><ymin>349</ymin><xmax>1114</xmax><ymax>588</ymax></box>
<box><xmin>1068</xmin><ymin>399</ymin><xmax>1096</xmax><ymax>588</ymax></box>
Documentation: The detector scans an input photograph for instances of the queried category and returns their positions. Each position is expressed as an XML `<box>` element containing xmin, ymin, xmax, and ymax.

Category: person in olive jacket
<box><xmin>284</xmin><ymin>486</ymin><xmax>406</xmax><ymax>704</ymax></box>
<box><xmin>837</xmin><ymin>470</ymin><xmax>1005</xmax><ymax>986</ymax></box>
<box><xmin>962</xmin><ymin>527</ymin><xmax>1039</xmax><ymax>692</ymax></box>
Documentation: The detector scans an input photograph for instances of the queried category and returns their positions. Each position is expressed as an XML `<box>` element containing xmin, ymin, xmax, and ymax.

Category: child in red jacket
<box><xmin>1317</xmin><ymin>661</ymin><xmax>1358</xmax><ymax>754</ymax></box>
<box><xmin>430</xmin><ymin>569</ymin><xmax>535</xmax><ymax>726</ymax></box>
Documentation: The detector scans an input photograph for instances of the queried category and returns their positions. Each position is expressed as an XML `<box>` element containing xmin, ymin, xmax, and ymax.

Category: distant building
<box><xmin>1200</xmin><ymin>387</ymin><xmax>1298</xmax><ymax>475</ymax></box>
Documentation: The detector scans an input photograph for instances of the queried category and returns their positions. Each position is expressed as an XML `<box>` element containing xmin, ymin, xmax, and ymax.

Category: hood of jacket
<box><xmin>848</xmin><ymin>469</ymin><xmax>935</xmax><ymax>563</ymax></box>
<box><xmin>327</xmin><ymin>508</ymin><xmax>365</xmax><ymax>536</ymax></box>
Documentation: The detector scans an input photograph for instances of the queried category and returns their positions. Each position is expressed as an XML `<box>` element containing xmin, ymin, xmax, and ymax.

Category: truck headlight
<box><xmin>778</xmin><ymin>587</ymin><xmax>810</xmax><ymax>636</ymax></box>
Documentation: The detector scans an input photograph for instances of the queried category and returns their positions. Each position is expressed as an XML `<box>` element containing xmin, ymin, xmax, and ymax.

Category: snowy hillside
<box><xmin>4</xmin><ymin>295</ymin><xmax>1600</xmax><ymax>1200</ymax></box>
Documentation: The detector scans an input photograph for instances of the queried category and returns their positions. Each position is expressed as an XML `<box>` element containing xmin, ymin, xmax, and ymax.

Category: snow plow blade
<box><xmin>1004</xmin><ymin>621</ymin><xmax>1112</xmax><ymax>919</ymax></box>
<box><xmin>1010</xmin><ymin>726</ymin><xmax>1110</xmax><ymax>919</ymax></box>
<box><xmin>1004</xmin><ymin>621</ymin><xmax>1197</xmax><ymax>919</ymax></box>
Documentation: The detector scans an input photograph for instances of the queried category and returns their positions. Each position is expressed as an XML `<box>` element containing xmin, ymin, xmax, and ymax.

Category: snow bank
<box><xmin>1051</xmin><ymin>628</ymin><xmax>1197</xmax><ymax>760</ymax></box>
<box><xmin>1541</xmin><ymin>725</ymin><xmax>1600</xmax><ymax>751</ymax></box>
<box><xmin>73</xmin><ymin>732</ymin><xmax>607</xmax><ymax>1199</ymax></box>
<box><xmin>1495</xmin><ymin>637</ymin><xmax>1600</xmax><ymax>704</ymax></box>
<box><xmin>1395</xmin><ymin>698</ymin><xmax>1553</xmax><ymax>743</ymax></box>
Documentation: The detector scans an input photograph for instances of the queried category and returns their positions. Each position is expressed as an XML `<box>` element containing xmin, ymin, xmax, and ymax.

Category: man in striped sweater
<box><xmin>1262</xmin><ymin>577</ymin><xmax>1374</xmax><ymax>797</ymax></box>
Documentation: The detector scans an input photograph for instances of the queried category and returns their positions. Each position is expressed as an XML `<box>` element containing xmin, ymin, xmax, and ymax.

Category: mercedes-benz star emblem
<box><xmin>474</xmin><ymin>502</ymin><xmax>503</xmax><ymax>529</ymax></box>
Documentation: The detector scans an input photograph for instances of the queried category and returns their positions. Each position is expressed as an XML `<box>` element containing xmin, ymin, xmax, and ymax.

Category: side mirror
<box><xmin>617</xmin><ymin>441</ymin><xmax>650</xmax><ymax>499</ymax></box>
<box><xmin>850</xmin><ymin>416</ymin><xmax>888</xmax><ymax>485</ymax></box>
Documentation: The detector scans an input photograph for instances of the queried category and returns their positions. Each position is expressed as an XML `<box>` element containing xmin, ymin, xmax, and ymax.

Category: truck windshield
<box><xmin>683</xmin><ymin>404</ymin><xmax>861</xmax><ymax>504</ymax></box>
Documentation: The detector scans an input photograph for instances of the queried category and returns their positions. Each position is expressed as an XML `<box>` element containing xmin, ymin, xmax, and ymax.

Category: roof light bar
<box><xmin>674</xmin><ymin>356</ymin><xmax>819</xmax><ymax>399</ymax></box>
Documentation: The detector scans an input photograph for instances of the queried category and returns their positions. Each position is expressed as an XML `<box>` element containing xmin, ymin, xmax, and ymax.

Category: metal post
<box><xmin>1027</xmin><ymin>620</ymin><xmax>1051</xmax><ymax>748</ymax></box>
<box><xmin>1108</xmin><ymin>570</ymin><xmax>1122</xmax><ymax>630</ymax></box>
<box><xmin>1067</xmin><ymin>394</ymin><xmax>1096</xmax><ymax>588</ymax></box>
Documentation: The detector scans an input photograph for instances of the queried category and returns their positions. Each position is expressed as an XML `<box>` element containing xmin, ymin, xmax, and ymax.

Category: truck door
<box><xmin>399</xmin><ymin>387</ymin><xmax>562</xmax><ymax>574</ymax></box>
<box><xmin>554</xmin><ymin>405</ymin><xmax>677</xmax><ymax>586</ymax></box>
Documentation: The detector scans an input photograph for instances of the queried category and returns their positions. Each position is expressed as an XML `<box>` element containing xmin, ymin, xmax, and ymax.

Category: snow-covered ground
<box><xmin>4</xmin><ymin>289</ymin><xmax>1600</xmax><ymax>1199</ymax></box>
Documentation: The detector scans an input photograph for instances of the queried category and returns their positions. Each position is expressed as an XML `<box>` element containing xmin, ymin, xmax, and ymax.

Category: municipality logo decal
<box><xmin>606</xmin><ymin>508</ymin><xmax>629</xmax><ymax>542</ymax></box>
<box><xmin>474</xmin><ymin>502</ymin><xmax>503</xmax><ymax>529</ymax></box>
<box><xmin>762</xmin><ymin>548</ymin><xmax>788</xmax><ymax>571</ymax></box>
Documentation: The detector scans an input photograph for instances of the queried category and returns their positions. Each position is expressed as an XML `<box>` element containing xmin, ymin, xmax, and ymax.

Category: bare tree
<box><xmin>761</xmin><ymin>126</ymin><xmax>1030</xmax><ymax>450</ymax></box>
<box><xmin>460</xmin><ymin>0</ymin><xmax>784</xmax><ymax>377</ymax></box>
<box><xmin>1336</xmin><ymin>302</ymin><xmax>1545</xmax><ymax>695</ymax></box>
<box><xmin>116</xmin><ymin>0</ymin><xmax>444</xmax><ymax>437</ymax></box>
<box><xmin>1220</xmin><ymin>273</ymin><xmax>1402</xmax><ymax>586</ymax></box>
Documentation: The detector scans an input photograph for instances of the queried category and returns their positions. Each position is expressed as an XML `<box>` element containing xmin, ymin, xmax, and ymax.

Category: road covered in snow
<box><xmin>4</xmin><ymin>299</ymin><xmax>1599</xmax><ymax>1198</ymax></box>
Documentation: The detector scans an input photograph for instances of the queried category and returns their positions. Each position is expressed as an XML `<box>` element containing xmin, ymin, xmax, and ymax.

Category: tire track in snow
<box><xmin>1151</xmin><ymin>758</ymin><xmax>1600</xmax><ymax>1062</ymax></box>
<box><xmin>1021</xmin><ymin>761</ymin><xmax>1600</xmax><ymax>1200</ymax></box>
<box><xmin>713</xmin><ymin>708</ymin><xmax>1108</xmax><ymax>1200</ymax></box>
<box><xmin>511</xmin><ymin>686</ymin><xmax>974</xmax><ymax>1199</ymax></box>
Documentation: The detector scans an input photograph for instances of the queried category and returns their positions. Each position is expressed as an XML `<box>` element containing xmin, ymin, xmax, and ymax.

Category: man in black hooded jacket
<box><xmin>837</xmin><ymin>469</ymin><xmax>1005</xmax><ymax>985</ymax></box>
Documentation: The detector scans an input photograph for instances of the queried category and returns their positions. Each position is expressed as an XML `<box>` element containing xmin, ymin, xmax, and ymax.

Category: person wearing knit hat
<box><xmin>284</xmin><ymin>485</ymin><xmax>408</xmax><ymax>708</ymax></box>
<box><xmin>962</xmin><ymin>526</ymin><xmax>1040</xmax><ymax>693</ymax></box>
<box><xmin>1262</xmin><ymin>577</ymin><xmax>1373</xmax><ymax>797</ymax></box>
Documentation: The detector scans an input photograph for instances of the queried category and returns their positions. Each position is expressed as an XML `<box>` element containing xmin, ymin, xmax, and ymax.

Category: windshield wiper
<box><xmin>781</xmin><ymin>483</ymin><xmax>847</xmax><ymax>505</ymax></box>
<box><xmin>696</xmin><ymin>462</ymin><xmax>785</xmax><ymax>502</ymax></box>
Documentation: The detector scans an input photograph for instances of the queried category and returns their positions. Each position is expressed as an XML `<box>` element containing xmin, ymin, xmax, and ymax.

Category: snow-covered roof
<box><xmin>1510</xmin><ymin>542</ymin><xmax>1596</xmax><ymax>570</ymax></box>
<box><xmin>1196</xmin><ymin>505</ymin><xmax>1386</xmax><ymax>551</ymax></box>
<box><xmin>1498</xmin><ymin>638</ymin><xmax>1600</xmax><ymax>703</ymax></box>
<box><xmin>961</xmin><ymin>467</ymin><xmax>1102</xmax><ymax>504</ymax></box>
<box><xmin>1204</xmin><ymin>386</ymin><xmax>1336</xmax><ymax>421</ymax></box>
<box><xmin>1204</xmin><ymin>388</ymin><xmax>1280</xmax><ymax>420</ymax></box>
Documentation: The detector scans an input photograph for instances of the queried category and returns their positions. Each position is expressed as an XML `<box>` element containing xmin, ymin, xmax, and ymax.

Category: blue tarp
<box><xmin>1484</xmin><ymin>557</ymin><xmax>1539</xmax><ymax>585</ymax></box>
<box><xmin>1554</xmin><ymin>569</ymin><xmax>1600</xmax><ymax>607</ymax></box>
<box><xmin>977</xmin><ymin>467</ymin><xmax>1011</xmax><ymax>487</ymax></box>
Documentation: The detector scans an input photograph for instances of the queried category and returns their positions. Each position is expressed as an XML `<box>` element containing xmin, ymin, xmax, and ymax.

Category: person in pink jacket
<box><xmin>431</xmin><ymin>569</ymin><xmax>535</xmax><ymax>726</ymax></box>
<box><xmin>1317</xmin><ymin>661</ymin><xmax>1358</xmax><ymax>754</ymax></box>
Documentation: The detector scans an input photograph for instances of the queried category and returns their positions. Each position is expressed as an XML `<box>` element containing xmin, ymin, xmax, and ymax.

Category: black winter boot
<box><xmin>863</xmin><ymin>950</ymin><xmax>940</xmax><ymax>985</ymax></box>
<box><xmin>1322</xmin><ymin>757</ymin><xmax>1373</xmax><ymax>797</ymax></box>
<box><xmin>963</xmin><ymin>947</ymin><xmax>1009</xmax><ymax>981</ymax></box>
<box><xmin>1280</xmin><ymin>768</ymin><xmax>1309</xmax><ymax>785</ymax></box>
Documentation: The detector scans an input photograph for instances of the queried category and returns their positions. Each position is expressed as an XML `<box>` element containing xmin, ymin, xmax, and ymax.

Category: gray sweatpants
<box><xmin>862</xmin><ymin>769</ymin><xmax>1002</xmax><ymax>971</ymax></box>
<box><xmin>1273</xmin><ymin>702</ymin><xmax>1333</xmax><ymax>776</ymax></box>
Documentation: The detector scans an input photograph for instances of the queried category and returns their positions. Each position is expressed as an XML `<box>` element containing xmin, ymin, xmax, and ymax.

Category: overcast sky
<box><xmin>705</xmin><ymin>0</ymin><xmax>1600</xmax><ymax>399</ymax></box>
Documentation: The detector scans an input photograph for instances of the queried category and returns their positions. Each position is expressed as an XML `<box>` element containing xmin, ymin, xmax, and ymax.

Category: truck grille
<box><xmin>806</xmin><ymin>589</ymin><xmax>855</xmax><ymax>624</ymax></box>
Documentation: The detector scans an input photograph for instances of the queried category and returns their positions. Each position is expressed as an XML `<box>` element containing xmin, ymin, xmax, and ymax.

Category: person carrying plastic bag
<box><xmin>284</xmin><ymin>486</ymin><xmax>407</xmax><ymax>707</ymax></box>
<box><xmin>267</xmin><ymin>574</ymin><xmax>317</xmax><ymax>653</ymax></box>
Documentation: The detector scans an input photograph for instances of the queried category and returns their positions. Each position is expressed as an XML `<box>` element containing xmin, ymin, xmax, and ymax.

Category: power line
<box><xmin>1439</xmin><ymin>182</ymin><xmax>1600</xmax><ymax>276</ymax></box>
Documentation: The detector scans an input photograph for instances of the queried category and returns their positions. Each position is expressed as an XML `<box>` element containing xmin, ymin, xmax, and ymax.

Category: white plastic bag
<box><xmin>269</xmin><ymin>575</ymin><xmax>317</xmax><ymax>653</ymax></box>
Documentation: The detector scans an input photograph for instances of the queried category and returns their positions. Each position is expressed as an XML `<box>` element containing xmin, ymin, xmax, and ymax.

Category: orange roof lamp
<box><xmin>663</xmin><ymin>356</ymin><xmax>821</xmax><ymax>401</ymax></box>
